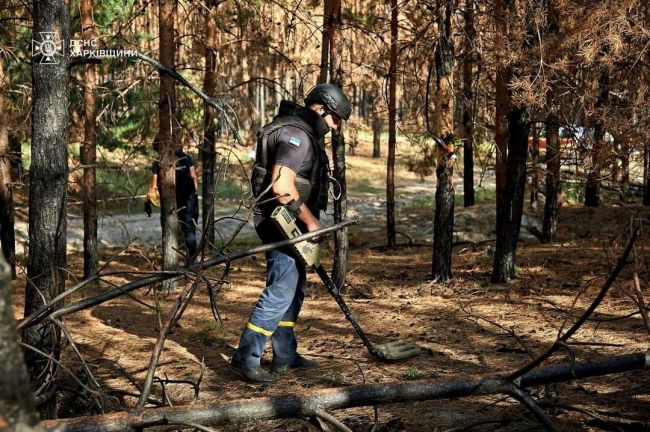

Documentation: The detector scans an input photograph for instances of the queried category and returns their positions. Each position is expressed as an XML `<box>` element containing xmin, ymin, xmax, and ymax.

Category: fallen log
<box><xmin>41</xmin><ymin>352</ymin><xmax>649</xmax><ymax>432</ymax></box>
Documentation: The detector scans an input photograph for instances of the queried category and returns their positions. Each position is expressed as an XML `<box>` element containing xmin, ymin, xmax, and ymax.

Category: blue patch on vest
<box><xmin>288</xmin><ymin>136</ymin><xmax>302</xmax><ymax>147</ymax></box>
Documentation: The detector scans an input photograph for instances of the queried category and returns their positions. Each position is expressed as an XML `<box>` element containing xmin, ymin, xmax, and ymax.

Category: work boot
<box><xmin>271</xmin><ymin>354</ymin><xmax>320</xmax><ymax>375</ymax></box>
<box><xmin>229</xmin><ymin>362</ymin><xmax>277</xmax><ymax>384</ymax></box>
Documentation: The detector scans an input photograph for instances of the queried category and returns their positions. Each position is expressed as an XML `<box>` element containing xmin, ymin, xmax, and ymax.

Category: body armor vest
<box><xmin>251</xmin><ymin>101</ymin><xmax>330</xmax><ymax>217</ymax></box>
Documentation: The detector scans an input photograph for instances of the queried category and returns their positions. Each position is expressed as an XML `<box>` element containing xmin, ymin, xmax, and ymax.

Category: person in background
<box><xmin>145</xmin><ymin>138</ymin><xmax>199</xmax><ymax>264</ymax></box>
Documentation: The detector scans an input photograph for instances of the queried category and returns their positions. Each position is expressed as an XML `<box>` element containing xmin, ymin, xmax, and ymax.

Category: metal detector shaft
<box><xmin>314</xmin><ymin>266</ymin><xmax>381</xmax><ymax>359</ymax></box>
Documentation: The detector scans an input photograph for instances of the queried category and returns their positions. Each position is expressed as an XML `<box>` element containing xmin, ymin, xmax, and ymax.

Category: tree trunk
<box><xmin>584</xmin><ymin>68</ymin><xmax>609</xmax><ymax>207</ymax></box>
<box><xmin>462</xmin><ymin>0</ymin><xmax>475</xmax><ymax>207</ymax></box>
<box><xmin>644</xmin><ymin>141</ymin><xmax>650</xmax><ymax>206</ymax></box>
<box><xmin>386</xmin><ymin>0</ymin><xmax>398</xmax><ymax>249</ymax></box>
<box><xmin>432</xmin><ymin>0</ymin><xmax>455</xmax><ymax>282</ymax></box>
<box><xmin>318</xmin><ymin>0</ymin><xmax>331</xmax><ymax>84</ymax></box>
<box><xmin>24</xmin><ymin>0</ymin><xmax>70</xmax><ymax>416</ymax></box>
<box><xmin>41</xmin><ymin>352</ymin><xmax>649</xmax><ymax>432</ymax></box>
<box><xmin>494</xmin><ymin>0</ymin><xmax>509</xmax><ymax>218</ymax></box>
<box><xmin>81</xmin><ymin>0</ymin><xmax>98</xmax><ymax>279</ymax></box>
<box><xmin>529</xmin><ymin>122</ymin><xmax>540</xmax><ymax>207</ymax></box>
<box><xmin>0</xmin><ymin>254</ymin><xmax>40</xmax><ymax>429</ymax></box>
<box><xmin>327</xmin><ymin>0</ymin><xmax>348</xmax><ymax>289</ymax></box>
<box><xmin>432</xmin><ymin>164</ymin><xmax>454</xmax><ymax>281</ymax></box>
<box><xmin>0</xmin><ymin>49</ymin><xmax>15</xmax><ymax>277</ymax></box>
<box><xmin>620</xmin><ymin>138</ymin><xmax>630</xmax><ymax>200</ymax></box>
<box><xmin>201</xmin><ymin>0</ymin><xmax>218</xmax><ymax>254</ymax></box>
<box><xmin>542</xmin><ymin>113</ymin><xmax>561</xmax><ymax>243</ymax></box>
<box><xmin>159</xmin><ymin>0</ymin><xmax>179</xmax><ymax>289</ymax></box>
<box><xmin>9</xmin><ymin>133</ymin><xmax>21</xmax><ymax>185</ymax></box>
<box><xmin>492</xmin><ymin>108</ymin><xmax>529</xmax><ymax>282</ymax></box>
<box><xmin>372</xmin><ymin>102</ymin><xmax>382</xmax><ymax>158</ymax></box>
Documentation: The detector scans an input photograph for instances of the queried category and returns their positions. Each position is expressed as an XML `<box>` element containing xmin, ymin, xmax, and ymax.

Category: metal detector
<box><xmin>271</xmin><ymin>205</ymin><xmax>421</xmax><ymax>361</ymax></box>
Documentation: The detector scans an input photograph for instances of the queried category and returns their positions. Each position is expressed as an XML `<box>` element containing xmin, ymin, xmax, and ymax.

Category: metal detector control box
<box><xmin>270</xmin><ymin>205</ymin><xmax>321</xmax><ymax>268</ymax></box>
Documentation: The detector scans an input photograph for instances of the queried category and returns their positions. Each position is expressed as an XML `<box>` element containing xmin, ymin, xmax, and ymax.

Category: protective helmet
<box><xmin>304</xmin><ymin>83</ymin><xmax>352</xmax><ymax>121</ymax></box>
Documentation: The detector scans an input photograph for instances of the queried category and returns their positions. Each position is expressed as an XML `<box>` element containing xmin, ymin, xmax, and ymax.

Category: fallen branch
<box><xmin>20</xmin><ymin>220</ymin><xmax>357</xmax><ymax>329</ymax></box>
<box><xmin>135</xmin><ymin>280</ymin><xmax>198</xmax><ymax>411</ymax></box>
<box><xmin>507</xmin><ymin>223</ymin><xmax>639</xmax><ymax>379</ymax></box>
<box><xmin>505</xmin><ymin>386</ymin><xmax>561</xmax><ymax>432</ymax></box>
<box><xmin>41</xmin><ymin>352</ymin><xmax>649</xmax><ymax>432</ymax></box>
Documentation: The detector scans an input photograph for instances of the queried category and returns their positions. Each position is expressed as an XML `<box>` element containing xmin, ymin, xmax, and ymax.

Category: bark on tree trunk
<box><xmin>40</xmin><ymin>352</ymin><xmax>650</xmax><ymax>432</ymax></box>
<box><xmin>492</xmin><ymin>108</ymin><xmax>529</xmax><ymax>282</ymax></box>
<box><xmin>644</xmin><ymin>141</ymin><xmax>650</xmax><ymax>206</ymax></box>
<box><xmin>24</xmin><ymin>0</ymin><xmax>70</xmax><ymax>417</ymax></box>
<box><xmin>431</xmin><ymin>1</ymin><xmax>455</xmax><ymax>282</ymax></box>
<box><xmin>372</xmin><ymin>106</ymin><xmax>382</xmax><ymax>159</ymax></box>
<box><xmin>584</xmin><ymin>68</ymin><xmax>609</xmax><ymax>207</ymax></box>
<box><xmin>81</xmin><ymin>0</ymin><xmax>98</xmax><ymax>279</ymax></box>
<box><xmin>9</xmin><ymin>133</ymin><xmax>21</xmax><ymax>185</ymax></box>
<box><xmin>0</xmin><ymin>51</ymin><xmax>15</xmax><ymax>278</ymax></box>
<box><xmin>494</xmin><ymin>0</ymin><xmax>509</xmax><ymax>220</ymax></box>
<box><xmin>386</xmin><ymin>0</ymin><xmax>398</xmax><ymax>249</ymax></box>
<box><xmin>0</xmin><ymin>254</ymin><xmax>40</xmax><ymax>429</ymax></box>
<box><xmin>159</xmin><ymin>0</ymin><xmax>180</xmax><ymax>289</ymax></box>
<box><xmin>529</xmin><ymin>122</ymin><xmax>540</xmax><ymax>206</ymax></box>
<box><xmin>620</xmin><ymin>138</ymin><xmax>630</xmax><ymax>200</ymax></box>
<box><xmin>327</xmin><ymin>0</ymin><xmax>348</xmax><ymax>289</ymax></box>
<box><xmin>318</xmin><ymin>0</ymin><xmax>331</xmax><ymax>84</ymax></box>
<box><xmin>201</xmin><ymin>0</ymin><xmax>218</xmax><ymax>254</ymax></box>
<box><xmin>432</xmin><ymin>163</ymin><xmax>454</xmax><ymax>281</ymax></box>
<box><xmin>462</xmin><ymin>0</ymin><xmax>475</xmax><ymax>208</ymax></box>
<box><xmin>542</xmin><ymin>113</ymin><xmax>561</xmax><ymax>243</ymax></box>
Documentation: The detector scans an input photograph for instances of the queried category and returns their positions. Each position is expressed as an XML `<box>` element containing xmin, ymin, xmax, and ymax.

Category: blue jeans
<box><xmin>178</xmin><ymin>194</ymin><xmax>198</xmax><ymax>260</ymax></box>
<box><xmin>232</xmin><ymin>249</ymin><xmax>307</xmax><ymax>369</ymax></box>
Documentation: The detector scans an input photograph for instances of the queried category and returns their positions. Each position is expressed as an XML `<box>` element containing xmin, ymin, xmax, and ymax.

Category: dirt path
<box><xmin>15</xmin><ymin>169</ymin><xmax>535</xmax><ymax>257</ymax></box>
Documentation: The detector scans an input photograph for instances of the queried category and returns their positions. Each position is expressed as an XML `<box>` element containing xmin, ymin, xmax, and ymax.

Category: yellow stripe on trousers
<box><xmin>278</xmin><ymin>321</ymin><xmax>295</xmax><ymax>327</ymax></box>
<box><xmin>246</xmin><ymin>322</ymin><xmax>273</xmax><ymax>336</ymax></box>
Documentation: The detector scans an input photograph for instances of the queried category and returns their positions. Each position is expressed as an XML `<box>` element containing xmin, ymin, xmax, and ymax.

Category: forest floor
<box><xmin>11</xmin><ymin>142</ymin><xmax>650</xmax><ymax>431</ymax></box>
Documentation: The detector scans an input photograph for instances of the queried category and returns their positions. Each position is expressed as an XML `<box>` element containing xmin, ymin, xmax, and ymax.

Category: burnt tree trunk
<box><xmin>529</xmin><ymin>122</ymin><xmax>540</xmax><ymax>206</ymax></box>
<box><xmin>0</xmin><ymin>254</ymin><xmax>40</xmax><ymax>428</ymax></box>
<box><xmin>201</xmin><ymin>0</ymin><xmax>218</xmax><ymax>254</ymax></box>
<box><xmin>620</xmin><ymin>138</ymin><xmax>630</xmax><ymax>200</ymax></box>
<box><xmin>372</xmin><ymin>107</ymin><xmax>382</xmax><ymax>158</ymax></box>
<box><xmin>644</xmin><ymin>141</ymin><xmax>650</xmax><ymax>206</ymax></box>
<box><xmin>9</xmin><ymin>133</ymin><xmax>21</xmax><ymax>185</ymax></box>
<box><xmin>431</xmin><ymin>0</ymin><xmax>455</xmax><ymax>282</ymax></box>
<box><xmin>584</xmin><ymin>68</ymin><xmax>609</xmax><ymax>207</ymax></box>
<box><xmin>318</xmin><ymin>0</ymin><xmax>331</xmax><ymax>84</ymax></box>
<box><xmin>432</xmin><ymin>164</ymin><xmax>454</xmax><ymax>281</ymax></box>
<box><xmin>0</xmin><ymin>47</ymin><xmax>15</xmax><ymax>277</ymax></box>
<box><xmin>81</xmin><ymin>0</ymin><xmax>98</xmax><ymax>279</ymax></box>
<box><xmin>541</xmin><ymin>2</ymin><xmax>561</xmax><ymax>243</ymax></box>
<box><xmin>24</xmin><ymin>0</ymin><xmax>70</xmax><ymax>416</ymax></box>
<box><xmin>386</xmin><ymin>0</ymin><xmax>398</xmax><ymax>249</ymax></box>
<box><xmin>492</xmin><ymin>108</ymin><xmax>529</xmax><ymax>282</ymax></box>
<box><xmin>327</xmin><ymin>0</ymin><xmax>348</xmax><ymax>289</ymax></box>
<box><xmin>462</xmin><ymin>0</ymin><xmax>475</xmax><ymax>207</ymax></box>
<box><xmin>494</xmin><ymin>0</ymin><xmax>509</xmax><ymax>224</ymax></box>
<box><xmin>542</xmin><ymin>113</ymin><xmax>561</xmax><ymax>243</ymax></box>
<box><xmin>159</xmin><ymin>0</ymin><xmax>179</xmax><ymax>288</ymax></box>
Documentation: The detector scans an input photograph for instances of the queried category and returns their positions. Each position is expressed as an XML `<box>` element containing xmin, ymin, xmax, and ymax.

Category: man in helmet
<box><xmin>230</xmin><ymin>84</ymin><xmax>351</xmax><ymax>384</ymax></box>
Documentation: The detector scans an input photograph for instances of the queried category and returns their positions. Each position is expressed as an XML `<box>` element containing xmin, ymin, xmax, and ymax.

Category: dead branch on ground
<box><xmin>40</xmin><ymin>352</ymin><xmax>649</xmax><ymax>432</ymax></box>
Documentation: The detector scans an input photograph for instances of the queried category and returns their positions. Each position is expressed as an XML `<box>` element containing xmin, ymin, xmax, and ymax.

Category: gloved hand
<box><xmin>144</xmin><ymin>200</ymin><xmax>153</xmax><ymax>217</ymax></box>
